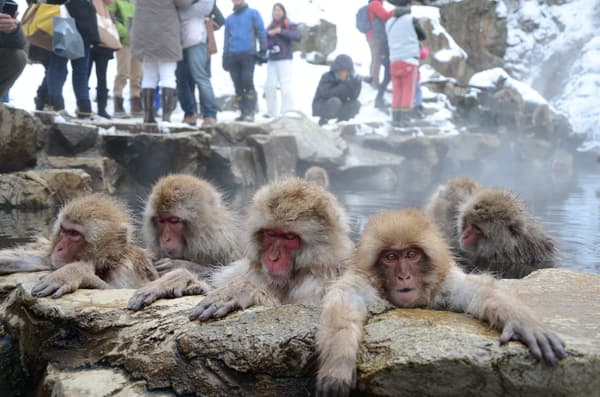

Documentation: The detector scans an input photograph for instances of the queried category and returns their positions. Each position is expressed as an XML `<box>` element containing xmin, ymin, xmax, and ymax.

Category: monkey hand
<box><xmin>189</xmin><ymin>281</ymin><xmax>277</xmax><ymax>321</ymax></box>
<box><xmin>499</xmin><ymin>320</ymin><xmax>566</xmax><ymax>366</ymax></box>
<box><xmin>127</xmin><ymin>268</ymin><xmax>209</xmax><ymax>310</ymax></box>
<box><xmin>315</xmin><ymin>370</ymin><xmax>356</xmax><ymax>397</ymax></box>
<box><xmin>31</xmin><ymin>261</ymin><xmax>109</xmax><ymax>298</ymax></box>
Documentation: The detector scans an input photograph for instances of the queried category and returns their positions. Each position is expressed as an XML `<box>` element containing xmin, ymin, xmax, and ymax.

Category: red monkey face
<box><xmin>460</xmin><ymin>223</ymin><xmax>482</xmax><ymax>250</ymax></box>
<box><xmin>51</xmin><ymin>221</ymin><xmax>86</xmax><ymax>268</ymax></box>
<box><xmin>378</xmin><ymin>246</ymin><xmax>425</xmax><ymax>308</ymax></box>
<box><xmin>154</xmin><ymin>214</ymin><xmax>186</xmax><ymax>259</ymax></box>
<box><xmin>261</xmin><ymin>229</ymin><xmax>301</xmax><ymax>281</ymax></box>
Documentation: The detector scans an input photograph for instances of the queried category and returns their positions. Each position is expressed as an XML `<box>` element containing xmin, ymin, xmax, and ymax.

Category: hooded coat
<box><xmin>311</xmin><ymin>54</ymin><xmax>361</xmax><ymax>116</ymax></box>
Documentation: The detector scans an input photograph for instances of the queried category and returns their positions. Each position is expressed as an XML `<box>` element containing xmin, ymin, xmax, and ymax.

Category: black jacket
<box><xmin>0</xmin><ymin>0</ymin><xmax>26</xmax><ymax>49</ymax></box>
<box><xmin>312</xmin><ymin>71</ymin><xmax>362</xmax><ymax>116</ymax></box>
<box><xmin>66</xmin><ymin>0</ymin><xmax>100</xmax><ymax>45</ymax></box>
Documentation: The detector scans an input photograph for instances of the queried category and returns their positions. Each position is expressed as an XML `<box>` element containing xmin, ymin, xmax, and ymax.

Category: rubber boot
<box><xmin>96</xmin><ymin>88</ymin><xmax>111</xmax><ymax>119</ymax></box>
<box><xmin>130</xmin><ymin>97</ymin><xmax>143</xmax><ymax>117</ymax></box>
<box><xmin>113</xmin><ymin>97</ymin><xmax>126</xmax><ymax>117</ymax></box>
<box><xmin>142</xmin><ymin>88</ymin><xmax>156</xmax><ymax>124</ymax></box>
<box><xmin>161</xmin><ymin>87</ymin><xmax>177</xmax><ymax>122</ymax></box>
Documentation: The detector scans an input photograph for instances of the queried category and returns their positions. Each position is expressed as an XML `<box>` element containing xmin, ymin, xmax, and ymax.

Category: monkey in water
<box><xmin>185</xmin><ymin>177</ymin><xmax>354</xmax><ymax>320</ymax></box>
<box><xmin>0</xmin><ymin>193</ymin><xmax>158</xmax><ymax>298</ymax></box>
<box><xmin>127</xmin><ymin>174</ymin><xmax>242</xmax><ymax>310</ymax></box>
<box><xmin>304</xmin><ymin>166</ymin><xmax>330</xmax><ymax>189</ymax></box>
<box><xmin>316</xmin><ymin>209</ymin><xmax>566</xmax><ymax>396</ymax></box>
<box><xmin>425</xmin><ymin>177</ymin><xmax>557</xmax><ymax>278</ymax></box>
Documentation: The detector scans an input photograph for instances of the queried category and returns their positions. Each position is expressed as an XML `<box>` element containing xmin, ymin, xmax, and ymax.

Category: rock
<box><xmin>0</xmin><ymin>269</ymin><xmax>597</xmax><ymax>396</ymax></box>
<box><xmin>0</xmin><ymin>210</ymin><xmax>54</xmax><ymax>250</ymax></box>
<box><xmin>247</xmin><ymin>135</ymin><xmax>298</xmax><ymax>183</ymax></box>
<box><xmin>45</xmin><ymin>156</ymin><xmax>122</xmax><ymax>194</ymax></box>
<box><xmin>0</xmin><ymin>105</ymin><xmax>39</xmax><ymax>173</ymax></box>
<box><xmin>48</xmin><ymin>122</ymin><xmax>99</xmax><ymax>156</ymax></box>
<box><xmin>208</xmin><ymin>146</ymin><xmax>262</xmax><ymax>188</ymax></box>
<box><xmin>0</xmin><ymin>169</ymin><xmax>92</xmax><ymax>208</ymax></box>
<box><xmin>446</xmin><ymin>132</ymin><xmax>501</xmax><ymax>162</ymax></box>
<box><xmin>295</xmin><ymin>20</ymin><xmax>337</xmax><ymax>64</ymax></box>
<box><xmin>100</xmin><ymin>131</ymin><xmax>211</xmax><ymax>186</ymax></box>
<box><xmin>263</xmin><ymin>114</ymin><xmax>347</xmax><ymax>165</ymax></box>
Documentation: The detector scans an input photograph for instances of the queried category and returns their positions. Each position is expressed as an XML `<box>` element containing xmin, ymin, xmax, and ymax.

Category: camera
<box><xmin>2</xmin><ymin>0</ymin><xmax>18</xmax><ymax>18</ymax></box>
<box><xmin>270</xmin><ymin>45</ymin><xmax>280</xmax><ymax>55</ymax></box>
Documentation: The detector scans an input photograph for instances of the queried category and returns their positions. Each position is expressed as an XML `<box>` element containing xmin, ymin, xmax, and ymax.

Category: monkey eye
<box><xmin>284</xmin><ymin>233</ymin><xmax>298</xmax><ymax>241</ymax></box>
<box><xmin>405</xmin><ymin>249</ymin><xmax>418</xmax><ymax>259</ymax></box>
<box><xmin>264</xmin><ymin>230</ymin><xmax>277</xmax><ymax>238</ymax></box>
<box><xmin>167</xmin><ymin>217</ymin><xmax>182</xmax><ymax>224</ymax></box>
<box><xmin>381</xmin><ymin>251</ymin><xmax>398</xmax><ymax>262</ymax></box>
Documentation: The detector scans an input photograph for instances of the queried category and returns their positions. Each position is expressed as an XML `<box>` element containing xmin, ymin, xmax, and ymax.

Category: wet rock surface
<box><xmin>0</xmin><ymin>269</ymin><xmax>597</xmax><ymax>396</ymax></box>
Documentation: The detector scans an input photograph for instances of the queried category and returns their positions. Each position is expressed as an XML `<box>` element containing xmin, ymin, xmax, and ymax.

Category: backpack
<box><xmin>356</xmin><ymin>5</ymin><xmax>371</xmax><ymax>34</ymax></box>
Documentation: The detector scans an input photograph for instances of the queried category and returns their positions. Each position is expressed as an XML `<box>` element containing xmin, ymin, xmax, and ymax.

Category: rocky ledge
<box><xmin>0</xmin><ymin>268</ymin><xmax>598</xmax><ymax>396</ymax></box>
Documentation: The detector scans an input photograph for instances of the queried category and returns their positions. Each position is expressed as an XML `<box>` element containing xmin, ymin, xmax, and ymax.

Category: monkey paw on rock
<box><xmin>31</xmin><ymin>262</ymin><xmax>109</xmax><ymax>298</ymax></box>
<box><xmin>189</xmin><ymin>291</ymin><xmax>240</xmax><ymax>321</ymax></box>
<box><xmin>500</xmin><ymin>320</ymin><xmax>566</xmax><ymax>366</ymax></box>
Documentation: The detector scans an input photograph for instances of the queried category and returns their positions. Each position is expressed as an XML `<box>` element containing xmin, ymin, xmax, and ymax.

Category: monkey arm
<box><xmin>154</xmin><ymin>258</ymin><xmax>215</xmax><ymax>279</ymax></box>
<box><xmin>435</xmin><ymin>267</ymin><xmax>566</xmax><ymax>365</ymax></box>
<box><xmin>31</xmin><ymin>261</ymin><xmax>110</xmax><ymax>298</ymax></box>
<box><xmin>127</xmin><ymin>268</ymin><xmax>210</xmax><ymax>310</ymax></box>
<box><xmin>0</xmin><ymin>238</ymin><xmax>52</xmax><ymax>274</ymax></box>
<box><xmin>189</xmin><ymin>279</ymin><xmax>279</xmax><ymax>321</ymax></box>
<box><xmin>316</xmin><ymin>271</ymin><xmax>380</xmax><ymax>397</ymax></box>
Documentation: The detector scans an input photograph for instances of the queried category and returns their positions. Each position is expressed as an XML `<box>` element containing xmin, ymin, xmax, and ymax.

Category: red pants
<box><xmin>391</xmin><ymin>60</ymin><xmax>418</xmax><ymax>111</ymax></box>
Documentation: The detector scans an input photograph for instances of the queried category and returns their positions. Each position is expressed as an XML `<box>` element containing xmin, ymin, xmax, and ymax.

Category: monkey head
<box><xmin>245</xmin><ymin>178</ymin><xmax>352</xmax><ymax>284</ymax></box>
<box><xmin>143</xmin><ymin>174</ymin><xmax>225</xmax><ymax>260</ymax></box>
<box><xmin>304</xmin><ymin>166</ymin><xmax>330</xmax><ymax>189</ymax></box>
<box><xmin>50</xmin><ymin>194</ymin><xmax>133</xmax><ymax>269</ymax></box>
<box><xmin>355</xmin><ymin>208</ymin><xmax>452</xmax><ymax>308</ymax></box>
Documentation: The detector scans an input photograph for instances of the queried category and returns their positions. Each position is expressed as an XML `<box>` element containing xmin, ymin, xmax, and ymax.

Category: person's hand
<box><xmin>0</xmin><ymin>13</ymin><xmax>18</xmax><ymax>34</ymax></box>
<box><xmin>256</xmin><ymin>50</ymin><xmax>268</xmax><ymax>65</ymax></box>
<box><xmin>267</xmin><ymin>26</ymin><xmax>281</xmax><ymax>37</ymax></box>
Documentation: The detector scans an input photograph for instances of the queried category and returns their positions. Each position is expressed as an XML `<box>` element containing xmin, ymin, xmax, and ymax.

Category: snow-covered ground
<box><xmin>6</xmin><ymin>0</ymin><xmax>599</xmax><ymax>147</ymax></box>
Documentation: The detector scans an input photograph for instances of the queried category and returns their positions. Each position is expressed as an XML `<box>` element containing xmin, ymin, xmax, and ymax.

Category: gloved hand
<box><xmin>222</xmin><ymin>54</ymin><xmax>230</xmax><ymax>72</ymax></box>
<box><xmin>256</xmin><ymin>50</ymin><xmax>268</xmax><ymax>65</ymax></box>
<box><xmin>419</xmin><ymin>46</ymin><xmax>430</xmax><ymax>60</ymax></box>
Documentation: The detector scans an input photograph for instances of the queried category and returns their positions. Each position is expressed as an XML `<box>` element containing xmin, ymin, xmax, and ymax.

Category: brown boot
<box><xmin>130</xmin><ymin>97</ymin><xmax>143</xmax><ymax>117</ymax></box>
<box><xmin>161</xmin><ymin>87</ymin><xmax>177</xmax><ymax>122</ymax></box>
<box><xmin>114</xmin><ymin>97</ymin><xmax>126</xmax><ymax>117</ymax></box>
<box><xmin>182</xmin><ymin>114</ymin><xmax>197</xmax><ymax>126</ymax></box>
<box><xmin>142</xmin><ymin>88</ymin><xmax>156</xmax><ymax>124</ymax></box>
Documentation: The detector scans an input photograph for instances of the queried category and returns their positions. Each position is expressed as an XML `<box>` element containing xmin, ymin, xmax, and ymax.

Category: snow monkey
<box><xmin>304</xmin><ymin>165</ymin><xmax>330</xmax><ymax>189</ymax></box>
<box><xmin>187</xmin><ymin>177</ymin><xmax>354</xmax><ymax>321</ymax></box>
<box><xmin>425</xmin><ymin>177</ymin><xmax>557</xmax><ymax>278</ymax></box>
<box><xmin>127</xmin><ymin>174</ymin><xmax>242</xmax><ymax>310</ymax></box>
<box><xmin>0</xmin><ymin>193</ymin><xmax>158</xmax><ymax>298</ymax></box>
<box><xmin>316</xmin><ymin>209</ymin><xmax>566</xmax><ymax>396</ymax></box>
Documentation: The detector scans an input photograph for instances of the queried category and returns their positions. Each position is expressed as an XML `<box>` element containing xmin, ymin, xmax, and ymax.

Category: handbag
<box><xmin>52</xmin><ymin>6</ymin><xmax>85</xmax><ymax>60</ymax></box>
<box><xmin>21</xmin><ymin>3</ymin><xmax>60</xmax><ymax>51</ymax></box>
<box><xmin>205</xmin><ymin>18</ymin><xmax>217</xmax><ymax>55</ymax></box>
<box><xmin>97</xmin><ymin>13</ymin><xmax>122</xmax><ymax>50</ymax></box>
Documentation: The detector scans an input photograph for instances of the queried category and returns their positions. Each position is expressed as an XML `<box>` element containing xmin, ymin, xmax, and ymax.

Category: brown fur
<box><xmin>188</xmin><ymin>178</ymin><xmax>354</xmax><ymax>320</ymax></box>
<box><xmin>304</xmin><ymin>166</ymin><xmax>330</xmax><ymax>189</ymax></box>
<box><xmin>0</xmin><ymin>193</ymin><xmax>158</xmax><ymax>298</ymax></box>
<box><xmin>316</xmin><ymin>209</ymin><xmax>565</xmax><ymax>396</ymax></box>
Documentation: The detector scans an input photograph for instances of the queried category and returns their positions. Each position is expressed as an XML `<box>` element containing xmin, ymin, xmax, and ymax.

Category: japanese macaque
<box><xmin>316</xmin><ymin>209</ymin><xmax>566</xmax><ymax>396</ymax></box>
<box><xmin>127</xmin><ymin>174</ymin><xmax>241</xmax><ymax>310</ymax></box>
<box><xmin>187</xmin><ymin>177</ymin><xmax>353</xmax><ymax>321</ymax></box>
<box><xmin>304</xmin><ymin>166</ymin><xmax>330</xmax><ymax>189</ymax></box>
<box><xmin>425</xmin><ymin>177</ymin><xmax>558</xmax><ymax>278</ymax></box>
<box><xmin>0</xmin><ymin>194</ymin><xmax>158</xmax><ymax>298</ymax></box>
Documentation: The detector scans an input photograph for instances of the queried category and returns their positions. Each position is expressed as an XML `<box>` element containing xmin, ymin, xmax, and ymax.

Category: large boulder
<box><xmin>45</xmin><ymin>156</ymin><xmax>122</xmax><ymax>193</ymax></box>
<box><xmin>0</xmin><ymin>269</ymin><xmax>597</xmax><ymax>396</ymax></box>
<box><xmin>0</xmin><ymin>105</ymin><xmax>39</xmax><ymax>173</ymax></box>
<box><xmin>0</xmin><ymin>169</ymin><xmax>92</xmax><ymax>208</ymax></box>
<box><xmin>295</xmin><ymin>20</ymin><xmax>337</xmax><ymax>65</ymax></box>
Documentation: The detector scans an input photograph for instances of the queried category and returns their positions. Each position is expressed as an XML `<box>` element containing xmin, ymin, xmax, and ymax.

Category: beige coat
<box><xmin>130</xmin><ymin>0</ymin><xmax>194</xmax><ymax>62</ymax></box>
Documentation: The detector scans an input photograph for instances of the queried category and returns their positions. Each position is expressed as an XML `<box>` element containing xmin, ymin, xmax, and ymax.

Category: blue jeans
<box><xmin>176</xmin><ymin>43</ymin><xmax>217</xmax><ymax>118</ymax></box>
<box><xmin>47</xmin><ymin>46</ymin><xmax>91</xmax><ymax>104</ymax></box>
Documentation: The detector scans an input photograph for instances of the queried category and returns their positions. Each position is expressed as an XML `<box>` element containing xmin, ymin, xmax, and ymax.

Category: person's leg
<box><xmin>186</xmin><ymin>43</ymin><xmax>217</xmax><ymax>121</ymax></box>
<box><xmin>239</xmin><ymin>53</ymin><xmax>257</xmax><ymax>120</ymax></box>
<box><xmin>368</xmin><ymin>38</ymin><xmax>381</xmax><ymax>88</ymax></box>
<box><xmin>175</xmin><ymin>49</ymin><xmax>197</xmax><ymax>119</ymax></box>
<box><xmin>375</xmin><ymin>56</ymin><xmax>391</xmax><ymax>109</ymax></box>
<box><xmin>229</xmin><ymin>54</ymin><xmax>245</xmax><ymax>120</ymax></box>
<box><xmin>338</xmin><ymin>100</ymin><xmax>361</xmax><ymax>121</ymax></box>
<box><xmin>319</xmin><ymin>97</ymin><xmax>343</xmax><ymax>125</ymax></box>
<box><xmin>46</xmin><ymin>51</ymin><xmax>69</xmax><ymax>111</ymax></box>
<box><xmin>70</xmin><ymin>46</ymin><xmax>92</xmax><ymax>117</ymax></box>
<box><xmin>141</xmin><ymin>60</ymin><xmax>159</xmax><ymax>123</ymax></box>
<box><xmin>95</xmin><ymin>53</ymin><xmax>111</xmax><ymax>118</ymax></box>
<box><xmin>278</xmin><ymin>59</ymin><xmax>294</xmax><ymax>114</ymax></box>
<box><xmin>158</xmin><ymin>61</ymin><xmax>177</xmax><ymax>122</ymax></box>
<box><xmin>113</xmin><ymin>46</ymin><xmax>129</xmax><ymax>115</ymax></box>
<box><xmin>0</xmin><ymin>49</ymin><xmax>27</xmax><ymax>99</ymax></box>
<box><xmin>264</xmin><ymin>60</ymin><xmax>278</xmax><ymax>117</ymax></box>
<box><xmin>130</xmin><ymin>52</ymin><xmax>143</xmax><ymax>115</ymax></box>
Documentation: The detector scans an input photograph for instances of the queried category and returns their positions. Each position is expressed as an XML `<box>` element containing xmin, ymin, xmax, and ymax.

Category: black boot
<box><xmin>76</xmin><ymin>99</ymin><xmax>93</xmax><ymax>119</ymax></box>
<box><xmin>96</xmin><ymin>88</ymin><xmax>111</xmax><ymax>119</ymax></box>
<box><xmin>391</xmin><ymin>110</ymin><xmax>405</xmax><ymax>127</ymax></box>
<box><xmin>142</xmin><ymin>88</ymin><xmax>156</xmax><ymax>124</ymax></box>
<box><xmin>161</xmin><ymin>87</ymin><xmax>177</xmax><ymax>122</ymax></box>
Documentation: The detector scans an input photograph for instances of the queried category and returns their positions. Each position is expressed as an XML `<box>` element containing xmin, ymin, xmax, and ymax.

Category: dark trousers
<box><xmin>0</xmin><ymin>49</ymin><xmax>27</xmax><ymax>99</ymax></box>
<box><xmin>228</xmin><ymin>52</ymin><xmax>257</xmax><ymax>115</ymax></box>
<box><xmin>47</xmin><ymin>45</ymin><xmax>91</xmax><ymax>108</ymax></box>
<box><xmin>376</xmin><ymin>56</ymin><xmax>391</xmax><ymax>102</ymax></box>
<box><xmin>88</xmin><ymin>47</ymin><xmax>113</xmax><ymax>94</ymax></box>
<box><xmin>320</xmin><ymin>97</ymin><xmax>360</xmax><ymax>121</ymax></box>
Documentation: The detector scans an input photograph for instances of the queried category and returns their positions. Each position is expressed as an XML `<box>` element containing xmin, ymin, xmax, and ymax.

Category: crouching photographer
<box><xmin>0</xmin><ymin>0</ymin><xmax>28</xmax><ymax>98</ymax></box>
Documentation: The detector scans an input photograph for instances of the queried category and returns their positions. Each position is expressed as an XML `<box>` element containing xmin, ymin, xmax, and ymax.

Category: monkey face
<box><xmin>378</xmin><ymin>246</ymin><xmax>425</xmax><ymax>308</ymax></box>
<box><xmin>51</xmin><ymin>221</ymin><xmax>86</xmax><ymax>268</ymax></box>
<box><xmin>261</xmin><ymin>229</ymin><xmax>301</xmax><ymax>282</ymax></box>
<box><xmin>459</xmin><ymin>223</ymin><xmax>482</xmax><ymax>250</ymax></box>
<box><xmin>154</xmin><ymin>214</ymin><xmax>186</xmax><ymax>259</ymax></box>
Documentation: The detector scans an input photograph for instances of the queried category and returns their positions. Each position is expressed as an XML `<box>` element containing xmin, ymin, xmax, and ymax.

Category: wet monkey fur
<box><xmin>316</xmin><ymin>209</ymin><xmax>565</xmax><ymax>396</ymax></box>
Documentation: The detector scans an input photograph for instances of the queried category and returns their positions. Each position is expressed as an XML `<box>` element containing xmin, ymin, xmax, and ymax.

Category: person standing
<box><xmin>0</xmin><ymin>0</ymin><xmax>27</xmax><ymax>98</ymax></box>
<box><xmin>175</xmin><ymin>0</ymin><xmax>219</xmax><ymax>127</ymax></box>
<box><xmin>222</xmin><ymin>0</ymin><xmax>267</xmax><ymax>122</ymax></box>
<box><xmin>311</xmin><ymin>54</ymin><xmax>361</xmax><ymax>126</ymax></box>
<box><xmin>109</xmin><ymin>0</ymin><xmax>142</xmax><ymax>117</ymax></box>
<box><xmin>386</xmin><ymin>0</ymin><xmax>426</xmax><ymax>126</ymax></box>
<box><xmin>263</xmin><ymin>2</ymin><xmax>300</xmax><ymax>118</ymax></box>
<box><xmin>367</xmin><ymin>0</ymin><xmax>393</xmax><ymax>90</ymax></box>
<box><xmin>131</xmin><ymin>0</ymin><xmax>193</xmax><ymax>123</ymax></box>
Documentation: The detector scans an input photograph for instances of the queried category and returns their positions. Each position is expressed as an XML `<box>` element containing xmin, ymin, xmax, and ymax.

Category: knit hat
<box><xmin>330</xmin><ymin>54</ymin><xmax>354</xmax><ymax>72</ymax></box>
<box><xmin>387</xmin><ymin>0</ymin><xmax>411</xmax><ymax>6</ymax></box>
